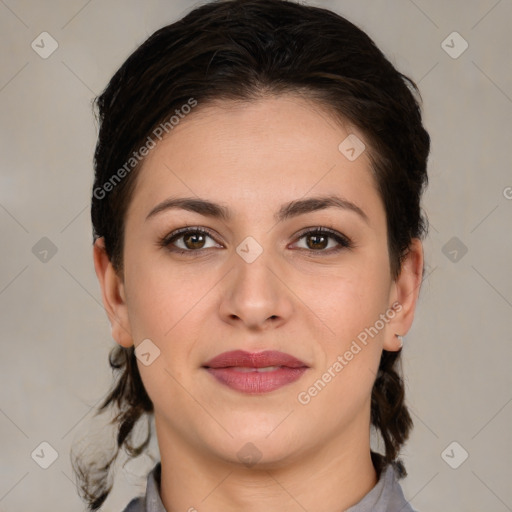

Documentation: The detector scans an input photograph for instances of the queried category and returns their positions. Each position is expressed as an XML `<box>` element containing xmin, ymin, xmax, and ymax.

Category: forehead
<box><xmin>126</xmin><ymin>94</ymin><xmax>385</xmax><ymax>226</ymax></box>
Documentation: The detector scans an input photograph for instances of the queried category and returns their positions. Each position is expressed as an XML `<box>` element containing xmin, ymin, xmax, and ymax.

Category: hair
<box><xmin>74</xmin><ymin>0</ymin><xmax>430</xmax><ymax>509</ymax></box>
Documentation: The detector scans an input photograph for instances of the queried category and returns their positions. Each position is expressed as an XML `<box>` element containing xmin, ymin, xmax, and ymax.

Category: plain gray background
<box><xmin>1</xmin><ymin>0</ymin><xmax>511</xmax><ymax>511</ymax></box>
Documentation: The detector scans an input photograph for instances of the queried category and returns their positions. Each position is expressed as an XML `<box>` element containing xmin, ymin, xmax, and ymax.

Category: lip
<box><xmin>203</xmin><ymin>350</ymin><xmax>308</xmax><ymax>369</ymax></box>
<box><xmin>202</xmin><ymin>350</ymin><xmax>309</xmax><ymax>394</ymax></box>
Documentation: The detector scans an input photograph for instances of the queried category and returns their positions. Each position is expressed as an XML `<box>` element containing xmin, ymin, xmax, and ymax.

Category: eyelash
<box><xmin>159</xmin><ymin>226</ymin><xmax>353</xmax><ymax>256</ymax></box>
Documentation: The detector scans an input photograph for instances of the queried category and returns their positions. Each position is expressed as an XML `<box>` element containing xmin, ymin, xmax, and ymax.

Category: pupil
<box><xmin>185</xmin><ymin>233</ymin><xmax>204</xmax><ymax>249</ymax></box>
<box><xmin>308</xmin><ymin>234</ymin><xmax>327</xmax><ymax>250</ymax></box>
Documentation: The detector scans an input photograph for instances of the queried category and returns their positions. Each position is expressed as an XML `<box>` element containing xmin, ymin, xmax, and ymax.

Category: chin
<box><xmin>210</xmin><ymin>429</ymin><xmax>304</xmax><ymax>470</ymax></box>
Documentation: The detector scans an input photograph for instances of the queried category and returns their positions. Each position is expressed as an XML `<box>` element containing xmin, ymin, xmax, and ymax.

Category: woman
<box><xmin>73</xmin><ymin>0</ymin><xmax>430</xmax><ymax>510</ymax></box>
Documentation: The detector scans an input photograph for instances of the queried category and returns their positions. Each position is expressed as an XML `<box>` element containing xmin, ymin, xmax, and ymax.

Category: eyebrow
<box><xmin>146</xmin><ymin>194</ymin><xmax>369</xmax><ymax>225</ymax></box>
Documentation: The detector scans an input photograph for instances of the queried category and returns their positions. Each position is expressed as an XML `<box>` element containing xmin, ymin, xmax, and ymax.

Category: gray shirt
<box><xmin>122</xmin><ymin>461</ymin><xmax>418</xmax><ymax>512</ymax></box>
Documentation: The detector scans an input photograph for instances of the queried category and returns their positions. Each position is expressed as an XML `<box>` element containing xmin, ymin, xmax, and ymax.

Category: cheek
<box><xmin>295</xmin><ymin>258</ymin><xmax>390</xmax><ymax>405</ymax></box>
<box><xmin>124</xmin><ymin>260</ymin><xmax>208</xmax><ymax>406</ymax></box>
<box><xmin>123</xmin><ymin>249</ymin><xmax>210</xmax><ymax>341</ymax></box>
<box><xmin>296</xmin><ymin>269</ymin><xmax>388</xmax><ymax>419</ymax></box>
<box><xmin>123</xmin><ymin>253</ymin><xmax>217</xmax><ymax>398</ymax></box>
<box><xmin>297</xmin><ymin>258</ymin><xmax>391</xmax><ymax>345</ymax></box>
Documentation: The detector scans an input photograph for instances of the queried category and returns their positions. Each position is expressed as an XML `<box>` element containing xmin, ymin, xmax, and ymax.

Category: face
<box><xmin>95</xmin><ymin>94</ymin><xmax>421</xmax><ymax>469</ymax></box>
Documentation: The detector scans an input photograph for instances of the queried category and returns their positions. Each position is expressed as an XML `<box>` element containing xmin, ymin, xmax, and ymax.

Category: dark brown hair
<box><xmin>74</xmin><ymin>0</ymin><xmax>430</xmax><ymax>509</ymax></box>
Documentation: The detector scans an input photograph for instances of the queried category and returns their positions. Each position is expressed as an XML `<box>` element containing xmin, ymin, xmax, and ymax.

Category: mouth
<box><xmin>202</xmin><ymin>350</ymin><xmax>309</xmax><ymax>394</ymax></box>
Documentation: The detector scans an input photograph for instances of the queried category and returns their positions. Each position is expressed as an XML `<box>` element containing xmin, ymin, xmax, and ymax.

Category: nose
<box><xmin>218</xmin><ymin>249</ymin><xmax>294</xmax><ymax>331</ymax></box>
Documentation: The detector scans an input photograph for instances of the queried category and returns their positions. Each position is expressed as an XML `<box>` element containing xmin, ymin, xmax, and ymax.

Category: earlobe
<box><xmin>93</xmin><ymin>238</ymin><xmax>133</xmax><ymax>348</ymax></box>
<box><xmin>383</xmin><ymin>238</ymin><xmax>424</xmax><ymax>352</ymax></box>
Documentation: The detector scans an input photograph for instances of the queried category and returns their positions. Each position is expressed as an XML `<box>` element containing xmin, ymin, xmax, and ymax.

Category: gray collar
<box><xmin>123</xmin><ymin>460</ymin><xmax>417</xmax><ymax>512</ymax></box>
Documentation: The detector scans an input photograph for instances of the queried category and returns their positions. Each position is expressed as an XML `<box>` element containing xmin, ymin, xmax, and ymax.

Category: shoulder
<box><xmin>121</xmin><ymin>496</ymin><xmax>144</xmax><ymax>512</ymax></box>
<box><xmin>383</xmin><ymin>462</ymin><xmax>419</xmax><ymax>512</ymax></box>
<box><xmin>346</xmin><ymin>460</ymin><xmax>419</xmax><ymax>512</ymax></box>
<box><xmin>120</xmin><ymin>461</ymin><xmax>164</xmax><ymax>512</ymax></box>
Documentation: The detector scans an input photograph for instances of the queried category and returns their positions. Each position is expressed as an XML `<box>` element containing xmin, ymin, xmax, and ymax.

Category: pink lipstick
<box><xmin>202</xmin><ymin>350</ymin><xmax>309</xmax><ymax>394</ymax></box>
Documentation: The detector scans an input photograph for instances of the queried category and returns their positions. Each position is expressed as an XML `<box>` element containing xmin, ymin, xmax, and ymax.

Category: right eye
<box><xmin>159</xmin><ymin>227</ymin><xmax>223</xmax><ymax>254</ymax></box>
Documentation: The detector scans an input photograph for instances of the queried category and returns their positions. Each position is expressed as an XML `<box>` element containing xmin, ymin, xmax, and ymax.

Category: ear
<box><xmin>93</xmin><ymin>237</ymin><xmax>133</xmax><ymax>348</ymax></box>
<box><xmin>383</xmin><ymin>238</ymin><xmax>424</xmax><ymax>352</ymax></box>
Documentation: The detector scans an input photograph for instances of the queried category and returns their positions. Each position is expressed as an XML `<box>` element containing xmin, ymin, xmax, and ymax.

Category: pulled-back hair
<box><xmin>75</xmin><ymin>0</ymin><xmax>430</xmax><ymax>509</ymax></box>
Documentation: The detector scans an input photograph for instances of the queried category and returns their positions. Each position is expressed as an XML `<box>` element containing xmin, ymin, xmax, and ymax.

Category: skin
<box><xmin>94</xmin><ymin>94</ymin><xmax>423</xmax><ymax>512</ymax></box>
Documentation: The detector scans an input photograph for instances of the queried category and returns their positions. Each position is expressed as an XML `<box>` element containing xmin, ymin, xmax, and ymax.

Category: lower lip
<box><xmin>205</xmin><ymin>367</ymin><xmax>308</xmax><ymax>394</ymax></box>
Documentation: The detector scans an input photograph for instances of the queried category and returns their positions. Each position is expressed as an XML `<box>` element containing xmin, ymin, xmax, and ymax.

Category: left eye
<box><xmin>292</xmin><ymin>228</ymin><xmax>352</xmax><ymax>252</ymax></box>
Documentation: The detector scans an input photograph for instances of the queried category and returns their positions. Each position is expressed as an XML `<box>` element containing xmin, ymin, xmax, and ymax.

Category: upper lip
<box><xmin>203</xmin><ymin>350</ymin><xmax>309</xmax><ymax>369</ymax></box>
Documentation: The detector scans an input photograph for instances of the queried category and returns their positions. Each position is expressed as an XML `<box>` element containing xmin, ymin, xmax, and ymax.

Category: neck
<box><xmin>155</xmin><ymin>413</ymin><xmax>378</xmax><ymax>512</ymax></box>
